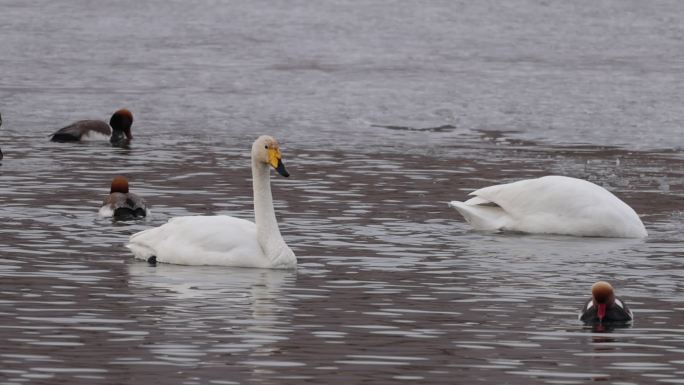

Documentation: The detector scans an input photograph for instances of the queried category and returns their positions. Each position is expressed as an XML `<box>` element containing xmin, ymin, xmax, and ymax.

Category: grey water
<box><xmin>1</xmin><ymin>0</ymin><xmax>683</xmax><ymax>384</ymax></box>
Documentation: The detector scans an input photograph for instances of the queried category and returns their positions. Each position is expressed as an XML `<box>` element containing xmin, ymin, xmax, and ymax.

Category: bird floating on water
<box><xmin>448</xmin><ymin>175</ymin><xmax>647</xmax><ymax>238</ymax></box>
<box><xmin>127</xmin><ymin>135</ymin><xmax>296</xmax><ymax>269</ymax></box>
<box><xmin>99</xmin><ymin>176</ymin><xmax>149</xmax><ymax>220</ymax></box>
<box><xmin>579</xmin><ymin>281</ymin><xmax>633</xmax><ymax>324</ymax></box>
<box><xmin>50</xmin><ymin>108</ymin><xmax>133</xmax><ymax>146</ymax></box>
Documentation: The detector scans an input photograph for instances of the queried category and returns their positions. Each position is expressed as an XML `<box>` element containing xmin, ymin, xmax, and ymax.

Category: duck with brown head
<box><xmin>579</xmin><ymin>281</ymin><xmax>633</xmax><ymax>324</ymax></box>
<box><xmin>50</xmin><ymin>108</ymin><xmax>134</xmax><ymax>146</ymax></box>
<box><xmin>99</xmin><ymin>176</ymin><xmax>149</xmax><ymax>220</ymax></box>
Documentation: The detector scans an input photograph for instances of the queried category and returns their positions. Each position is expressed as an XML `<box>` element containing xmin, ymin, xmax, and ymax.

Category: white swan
<box><xmin>448</xmin><ymin>176</ymin><xmax>647</xmax><ymax>238</ymax></box>
<box><xmin>127</xmin><ymin>135</ymin><xmax>296</xmax><ymax>269</ymax></box>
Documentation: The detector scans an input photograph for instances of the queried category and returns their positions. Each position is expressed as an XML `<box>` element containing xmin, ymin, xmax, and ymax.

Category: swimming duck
<box><xmin>448</xmin><ymin>176</ymin><xmax>647</xmax><ymax>238</ymax></box>
<box><xmin>99</xmin><ymin>176</ymin><xmax>149</xmax><ymax>220</ymax></box>
<box><xmin>579</xmin><ymin>281</ymin><xmax>633</xmax><ymax>324</ymax></box>
<box><xmin>50</xmin><ymin>108</ymin><xmax>133</xmax><ymax>145</ymax></box>
<box><xmin>127</xmin><ymin>135</ymin><xmax>296</xmax><ymax>269</ymax></box>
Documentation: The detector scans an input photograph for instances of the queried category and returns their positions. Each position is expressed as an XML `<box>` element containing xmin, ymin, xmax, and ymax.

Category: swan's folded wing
<box><xmin>469</xmin><ymin>179</ymin><xmax>538</xmax><ymax>216</ymax></box>
<box><xmin>448</xmin><ymin>200</ymin><xmax>508</xmax><ymax>230</ymax></box>
<box><xmin>467</xmin><ymin>176</ymin><xmax>592</xmax><ymax>219</ymax></box>
<box><xmin>127</xmin><ymin>216</ymin><xmax>267</xmax><ymax>267</ymax></box>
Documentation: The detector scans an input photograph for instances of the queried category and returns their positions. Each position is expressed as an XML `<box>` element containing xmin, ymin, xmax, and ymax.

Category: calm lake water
<box><xmin>1</xmin><ymin>0</ymin><xmax>683</xmax><ymax>384</ymax></box>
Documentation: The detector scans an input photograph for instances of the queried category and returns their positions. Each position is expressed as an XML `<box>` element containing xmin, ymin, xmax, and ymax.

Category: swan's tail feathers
<box><xmin>127</xmin><ymin>226</ymin><xmax>165</xmax><ymax>261</ymax></box>
<box><xmin>126</xmin><ymin>242</ymin><xmax>155</xmax><ymax>261</ymax></box>
<box><xmin>448</xmin><ymin>200</ymin><xmax>509</xmax><ymax>231</ymax></box>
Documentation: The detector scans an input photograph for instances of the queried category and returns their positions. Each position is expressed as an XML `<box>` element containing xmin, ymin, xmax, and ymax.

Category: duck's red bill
<box><xmin>597</xmin><ymin>304</ymin><xmax>607</xmax><ymax>321</ymax></box>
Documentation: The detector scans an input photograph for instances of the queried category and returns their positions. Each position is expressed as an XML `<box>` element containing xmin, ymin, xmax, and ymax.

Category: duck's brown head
<box><xmin>591</xmin><ymin>281</ymin><xmax>616</xmax><ymax>322</ymax></box>
<box><xmin>110</xmin><ymin>109</ymin><xmax>134</xmax><ymax>139</ymax></box>
<box><xmin>591</xmin><ymin>281</ymin><xmax>615</xmax><ymax>304</ymax></box>
<box><xmin>110</xmin><ymin>176</ymin><xmax>129</xmax><ymax>194</ymax></box>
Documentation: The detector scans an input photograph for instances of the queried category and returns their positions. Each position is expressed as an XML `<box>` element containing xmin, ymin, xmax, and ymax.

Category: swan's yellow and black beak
<box><xmin>268</xmin><ymin>148</ymin><xmax>290</xmax><ymax>177</ymax></box>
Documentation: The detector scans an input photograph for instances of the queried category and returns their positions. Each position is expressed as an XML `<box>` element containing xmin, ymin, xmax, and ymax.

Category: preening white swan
<box><xmin>448</xmin><ymin>176</ymin><xmax>647</xmax><ymax>238</ymax></box>
<box><xmin>127</xmin><ymin>135</ymin><xmax>296</xmax><ymax>269</ymax></box>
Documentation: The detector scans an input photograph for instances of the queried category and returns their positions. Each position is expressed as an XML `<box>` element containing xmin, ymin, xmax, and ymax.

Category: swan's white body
<box><xmin>127</xmin><ymin>136</ymin><xmax>296</xmax><ymax>269</ymax></box>
<box><xmin>448</xmin><ymin>176</ymin><xmax>647</xmax><ymax>238</ymax></box>
<box><xmin>127</xmin><ymin>216</ymin><xmax>293</xmax><ymax>268</ymax></box>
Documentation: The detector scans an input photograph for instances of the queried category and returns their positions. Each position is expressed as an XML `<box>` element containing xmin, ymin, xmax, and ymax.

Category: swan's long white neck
<box><xmin>251</xmin><ymin>156</ymin><xmax>286</xmax><ymax>259</ymax></box>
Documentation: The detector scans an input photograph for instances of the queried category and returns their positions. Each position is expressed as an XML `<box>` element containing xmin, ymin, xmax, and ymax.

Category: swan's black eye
<box><xmin>264</xmin><ymin>145</ymin><xmax>268</xmax><ymax>149</ymax></box>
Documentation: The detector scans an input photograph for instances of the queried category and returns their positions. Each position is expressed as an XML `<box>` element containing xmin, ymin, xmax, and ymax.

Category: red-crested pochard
<box><xmin>579</xmin><ymin>281</ymin><xmax>633</xmax><ymax>324</ymax></box>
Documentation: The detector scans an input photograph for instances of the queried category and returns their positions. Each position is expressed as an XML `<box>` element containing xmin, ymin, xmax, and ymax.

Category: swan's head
<box><xmin>591</xmin><ymin>281</ymin><xmax>615</xmax><ymax>321</ymax></box>
<box><xmin>110</xmin><ymin>109</ymin><xmax>134</xmax><ymax>140</ymax></box>
<box><xmin>252</xmin><ymin>135</ymin><xmax>289</xmax><ymax>177</ymax></box>
<box><xmin>110</xmin><ymin>176</ymin><xmax>130</xmax><ymax>194</ymax></box>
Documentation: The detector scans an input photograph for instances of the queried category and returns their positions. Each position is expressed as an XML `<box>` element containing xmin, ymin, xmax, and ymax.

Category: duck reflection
<box><xmin>584</xmin><ymin>321</ymin><xmax>632</xmax><ymax>334</ymax></box>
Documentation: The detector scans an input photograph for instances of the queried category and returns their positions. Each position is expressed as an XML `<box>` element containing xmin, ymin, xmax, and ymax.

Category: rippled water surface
<box><xmin>1</xmin><ymin>1</ymin><xmax>683</xmax><ymax>384</ymax></box>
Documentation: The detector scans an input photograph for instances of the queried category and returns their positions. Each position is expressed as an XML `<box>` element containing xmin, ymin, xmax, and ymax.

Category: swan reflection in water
<box><xmin>127</xmin><ymin>262</ymin><xmax>297</xmax><ymax>365</ymax></box>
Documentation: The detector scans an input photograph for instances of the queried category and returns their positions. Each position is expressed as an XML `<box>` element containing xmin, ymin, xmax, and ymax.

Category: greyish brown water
<box><xmin>1</xmin><ymin>0</ymin><xmax>684</xmax><ymax>384</ymax></box>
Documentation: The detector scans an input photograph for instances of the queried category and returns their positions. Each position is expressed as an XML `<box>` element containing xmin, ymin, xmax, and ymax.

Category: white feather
<box><xmin>98</xmin><ymin>205</ymin><xmax>114</xmax><ymax>218</ymax></box>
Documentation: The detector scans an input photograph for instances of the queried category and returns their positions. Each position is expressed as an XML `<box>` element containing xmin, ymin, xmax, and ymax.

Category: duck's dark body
<box><xmin>102</xmin><ymin>192</ymin><xmax>148</xmax><ymax>220</ymax></box>
<box><xmin>50</xmin><ymin>120</ymin><xmax>112</xmax><ymax>142</ymax></box>
<box><xmin>579</xmin><ymin>297</ymin><xmax>633</xmax><ymax>323</ymax></box>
